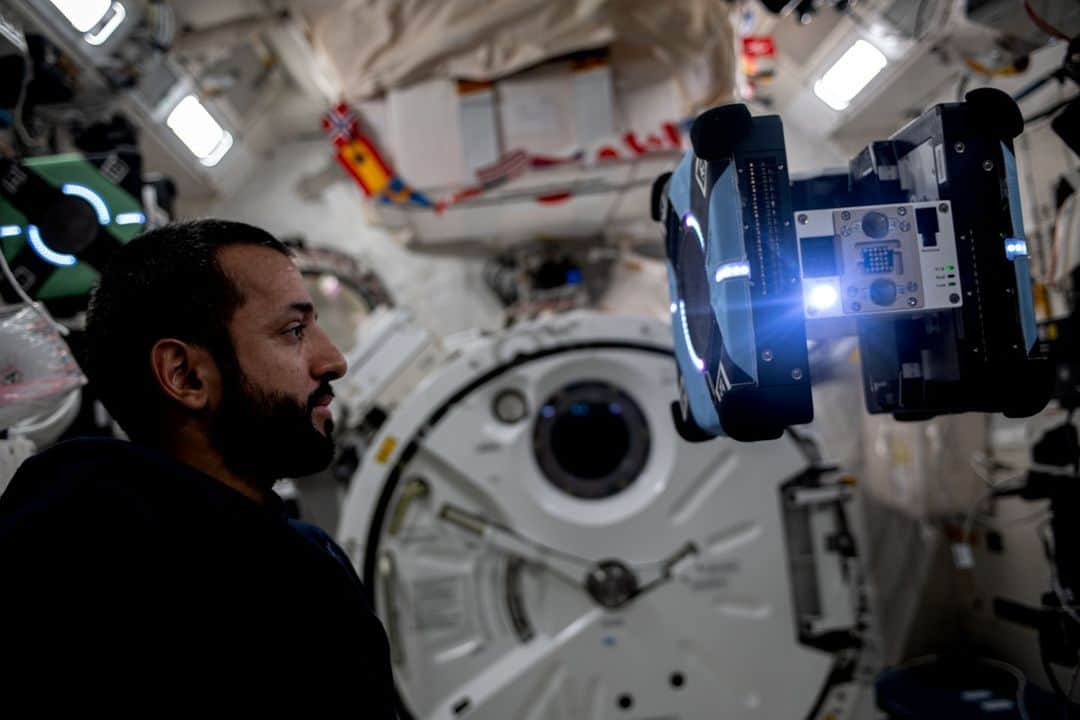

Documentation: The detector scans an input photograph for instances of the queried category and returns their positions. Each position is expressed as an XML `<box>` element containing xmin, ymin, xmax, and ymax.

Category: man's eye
<box><xmin>287</xmin><ymin>324</ymin><xmax>306</xmax><ymax>339</ymax></box>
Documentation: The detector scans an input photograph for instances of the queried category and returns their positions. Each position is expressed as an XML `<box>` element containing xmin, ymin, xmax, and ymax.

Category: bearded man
<box><xmin>0</xmin><ymin>220</ymin><xmax>396</xmax><ymax>714</ymax></box>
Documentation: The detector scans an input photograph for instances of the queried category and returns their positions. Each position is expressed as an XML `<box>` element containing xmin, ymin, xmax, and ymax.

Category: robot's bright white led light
<box><xmin>62</xmin><ymin>184</ymin><xmax>110</xmax><ymax>224</ymax></box>
<box><xmin>684</xmin><ymin>213</ymin><xmax>705</xmax><ymax>251</ymax></box>
<box><xmin>115</xmin><ymin>212</ymin><xmax>146</xmax><ymax>226</ymax></box>
<box><xmin>1005</xmin><ymin>238</ymin><xmax>1028</xmax><ymax>260</ymax></box>
<box><xmin>670</xmin><ymin>302</ymin><xmax>678</xmax><ymax>314</ymax></box>
<box><xmin>84</xmin><ymin>2</ymin><xmax>126</xmax><ymax>46</ymax></box>
<box><xmin>806</xmin><ymin>284</ymin><xmax>840</xmax><ymax>311</ymax></box>
<box><xmin>0</xmin><ymin>225</ymin><xmax>21</xmax><ymax>238</ymax></box>
<box><xmin>166</xmin><ymin>95</ymin><xmax>232</xmax><ymax>166</ymax></box>
<box><xmin>27</xmin><ymin>225</ymin><xmax>76</xmax><ymax>267</ymax></box>
<box><xmin>714</xmin><ymin>261</ymin><xmax>751</xmax><ymax>283</ymax></box>
<box><xmin>813</xmin><ymin>39</ymin><xmax>887</xmax><ymax>111</ymax></box>
<box><xmin>678</xmin><ymin>300</ymin><xmax>706</xmax><ymax>372</ymax></box>
<box><xmin>48</xmin><ymin>0</ymin><xmax>111</xmax><ymax>32</ymax></box>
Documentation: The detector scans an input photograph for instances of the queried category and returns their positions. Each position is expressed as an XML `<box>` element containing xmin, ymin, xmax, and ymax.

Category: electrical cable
<box><xmin>962</xmin><ymin>459</ymin><xmax>1026</xmax><ymax>549</ymax></box>
<box><xmin>1068</xmin><ymin>662</ymin><xmax>1080</xmax><ymax>720</ymax></box>
<box><xmin>1043</xmin><ymin>521</ymin><xmax>1080</xmax><ymax>628</ymax></box>
<box><xmin>1012</xmin><ymin>68</ymin><xmax>1068</xmax><ymax>105</ymax></box>
<box><xmin>981</xmin><ymin>657</ymin><xmax>1032</xmax><ymax>720</ymax></box>
<box><xmin>973</xmin><ymin>507</ymin><xmax>1051</xmax><ymax>530</ymax></box>
<box><xmin>1025</xmin><ymin>96</ymin><xmax>1080</xmax><ymax>125</ymax></box>
<box><xmin>912</xmin><ymin>0</ymin><xmax>933</xmax><ymax>41</ymax></box>
<box><xmin>1044</xmin><ymin>646</ymin><xmax>1070</xmax><ymax>704</ymax></box>
<box><xmin>11</xmin><ymin>40</ymin><xmax>45</xmax><ymax>150</ymax></box>
<box><xmin>0</xmin><ymin>239</ymin><xmax>68</xmax><ymax>336</ymax></box>
<box><xmin>1023</xmin><ymin>0</ymin><xmax>1071</xmax><ymax>42</ymax></box>
<box><xmin>957</xmin><ymin>73</ymin><xmax>972</xmax><ymax>103</ymax></box>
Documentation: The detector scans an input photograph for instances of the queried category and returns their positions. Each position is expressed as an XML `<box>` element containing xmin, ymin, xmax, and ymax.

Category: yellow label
<box><xmin>376</xmin><ymin>436</ymin><xmax>398</xmax><ymax>464</ymax></box>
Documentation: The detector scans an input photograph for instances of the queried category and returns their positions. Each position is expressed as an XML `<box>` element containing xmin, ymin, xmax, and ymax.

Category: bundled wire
<box><xmin>0</xmin><ymin>240</ymin><xmax>68</xmax><ymax>336</ymax></box>
<box><xmin>1023</xmin><ymin>0</ymin><xmax>1071</xmax><ymax>42</ymax></box>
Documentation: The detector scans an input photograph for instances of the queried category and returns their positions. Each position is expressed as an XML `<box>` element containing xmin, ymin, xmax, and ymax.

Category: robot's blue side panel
<box><xmin>706</xmin><ymin>163</ymin><xmax>757</xmax><ymax>385</ymax></box>
<box><xmin>666</xmin><ymin>262</ymin><xmax>723</xmax><ymax>435</ymax></box>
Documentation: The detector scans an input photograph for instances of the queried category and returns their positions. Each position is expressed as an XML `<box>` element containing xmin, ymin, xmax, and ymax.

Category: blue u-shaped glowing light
<box><xmin>27</xmin><ymin>225</ymin><xmax>77</xmax><ymax>267</ymax></box>
<box><xmin>61</xmin><ymin>183</ymin><xmax>110</xmax><ymax>224</ymax></box>
<box><xmin>115</xmin><ymin>211</ymin><xmax>145</xmax><ymax>226</ymax></box>
<box><xmin>683</xmin><ymin>213</ymin><xmax>705</xmax><ymax>251</ymax></box>
<box><xmin>678</xmin><ymin>300</ymin><xmax>706</xmax><ymax>372</ymax></box>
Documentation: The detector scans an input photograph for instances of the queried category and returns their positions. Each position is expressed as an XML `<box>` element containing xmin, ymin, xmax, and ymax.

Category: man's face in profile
<box><xmin>208</xmin><ymin>245</ymin><xmax>348</xmax><ymax>484</ymax></box>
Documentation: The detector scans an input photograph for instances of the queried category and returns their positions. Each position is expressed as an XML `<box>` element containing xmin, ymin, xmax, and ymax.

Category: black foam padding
<box><xmin>718</xmin><ymin>385</ymin><xmax>811</xmax><ymax>442</ymax></box>
<box><xmin>690</xmin><ymin>104</ymin><xmax>752</xmax><ymax>161</ymax></box>
<box><xmin>1001</xmin><ymin>360</ymin><xmax>1057</xmax><ymax>418</ymax></box>
<box><xmin>669</xmin><ymin>402</ymin><xmax>714</xmax><ymax>443</ymax></box>
<box><xmin>964</xmin><ymin>87</ymin><xmax>1024</xmax><ymax>140</ymax></box>
<box><xmin>650</xmin><ymin>172</ymin><xmax>672</xmax><ymax>222</ymax></box>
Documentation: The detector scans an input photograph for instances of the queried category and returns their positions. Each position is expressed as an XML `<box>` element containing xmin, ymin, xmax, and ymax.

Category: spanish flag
<box><xmin>322</xmin><ymin>101</ymin><xmax>431</xmax><ymax>207</ymax></box>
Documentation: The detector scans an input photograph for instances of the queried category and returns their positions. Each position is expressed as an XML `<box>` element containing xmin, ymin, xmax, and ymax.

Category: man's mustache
<box><xmin>308</xmin><ymin>382</ymin><xmax>335</xmax><ymax>412</ymax></box>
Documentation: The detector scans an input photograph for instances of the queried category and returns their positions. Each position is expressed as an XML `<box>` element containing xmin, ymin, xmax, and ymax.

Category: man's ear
<box><xmin>149</xmin><ymin>339</ymin><xmax>220</xmax><ymax>411</ymax></box>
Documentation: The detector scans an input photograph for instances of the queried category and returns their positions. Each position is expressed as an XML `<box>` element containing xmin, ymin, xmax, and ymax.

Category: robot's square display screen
<box><xmin>861</xmin><ymin>246</ymin><xmax>895</xmax><ymax>274</ymax></box>
<box><xmin>800</xmin><ymin>235</ymin><xmax>839</xmax><ymax>278</ymax></box>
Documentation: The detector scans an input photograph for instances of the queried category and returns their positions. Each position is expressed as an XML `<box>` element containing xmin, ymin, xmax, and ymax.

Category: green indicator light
<box><xmin>946</xmin><ymin>265</ymin><xmax>955</xmax><ymax>271</ymax></box>
<box><xmin>948</xmin><ymin>282</ymin><xmax>957</xmax><ymax>287</ymax></box>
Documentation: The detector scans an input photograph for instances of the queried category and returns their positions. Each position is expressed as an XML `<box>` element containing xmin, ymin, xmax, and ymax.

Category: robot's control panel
<box><xmin>797</xmin><ymin>201</ymin><xmax>962</xmax><ymax>319</ymax></box>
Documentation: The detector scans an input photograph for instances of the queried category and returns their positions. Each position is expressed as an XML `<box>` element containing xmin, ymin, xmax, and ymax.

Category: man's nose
<box><xmin>313</xmin><ymin>327</ymin><xmax>348</xmax><ymax>381</ymax></box>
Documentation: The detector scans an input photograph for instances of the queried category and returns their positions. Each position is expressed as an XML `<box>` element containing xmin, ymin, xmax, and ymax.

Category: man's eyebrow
<box><xmin>281</xmin><ymin>301</ymin><xmax>316</xmax><ymax>319</ymax></box>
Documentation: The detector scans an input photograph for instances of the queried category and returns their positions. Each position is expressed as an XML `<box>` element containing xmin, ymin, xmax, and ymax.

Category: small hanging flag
<box><xmin>337</xmin><ymin>134</ymin><xmax>393</xmax><ymax>197</ymax></box>
<box><xmin>321</xmin><ymin>100</ymin><xmax>432</xmax><ymax>207</ymax></box>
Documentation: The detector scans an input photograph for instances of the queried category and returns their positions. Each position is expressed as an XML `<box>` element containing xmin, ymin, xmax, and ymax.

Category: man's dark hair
<box><xmin>85</xmin><ymin>219</ymin><xmax>293</xmax><ymax>442</ymax></box>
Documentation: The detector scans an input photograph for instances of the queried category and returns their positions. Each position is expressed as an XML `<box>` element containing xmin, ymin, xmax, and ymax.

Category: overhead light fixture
<box><xmin>813</xmin><ymin>39</ymin><xmax>887</xmax><ymax>111</ymax></box>
<box><xmin>48</xmin><ymin>0</ymin><xmax>126</xmax><ymax>45</ymax></box>
<box><xmin>48</xmin><ymin>0</ymin><xmax>111</xmax><ymax>33</ymax></box>
<box><xmin>84</xmin><ymin>2</ymin><xmax>126</xmax><ymax>46</ymax></box>
<box><xmin>165</xmin><ymin>94</ymin><xmax>233</xmax><ymax>167</ymax></box>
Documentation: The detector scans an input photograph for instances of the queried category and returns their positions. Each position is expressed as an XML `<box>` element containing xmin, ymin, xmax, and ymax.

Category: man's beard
<box><xmin>208</xmin><ymin>352</ymin><xmax>336</xmax><ymax>491</ymax></box>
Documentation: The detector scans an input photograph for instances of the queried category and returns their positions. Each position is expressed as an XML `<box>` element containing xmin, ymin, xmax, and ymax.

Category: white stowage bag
<box><xmin>312</xmin><ymin>0</ymin><xmax>735</xmax><ymax>110</ymax></box>
<box><xmin>0</xmin><ymin>305</ymin><xmax>86</xmax><ymax>430</ymax></box>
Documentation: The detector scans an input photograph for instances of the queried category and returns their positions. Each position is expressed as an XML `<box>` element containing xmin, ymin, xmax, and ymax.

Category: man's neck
<box><xmin>159</xmin><ymin>426</ymin><xmax>270</xmax><ymax>505</ymax></box>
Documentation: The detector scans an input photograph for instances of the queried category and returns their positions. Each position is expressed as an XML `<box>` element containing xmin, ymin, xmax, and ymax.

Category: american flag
<box><xmin>475</xmin><ymin>149</ymin><xmax>530</xmax><ymax>186</ymax></box>
<box><xmin>321</xmin><ymin>101</ymin><xmax>358</xmax><ymax>147</ymax></box>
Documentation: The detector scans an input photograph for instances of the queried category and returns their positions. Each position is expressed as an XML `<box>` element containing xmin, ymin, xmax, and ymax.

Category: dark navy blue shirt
<box><xmin>0</xmin><ymin>437</ymin><xmax>397</xmax><ymax>714</ymax></box>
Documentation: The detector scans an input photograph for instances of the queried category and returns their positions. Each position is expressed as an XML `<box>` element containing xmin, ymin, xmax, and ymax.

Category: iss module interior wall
<box><xmin>338</xmin><ymin>313</ymin><xmax>878</xmax><ymax>720</ymax></box>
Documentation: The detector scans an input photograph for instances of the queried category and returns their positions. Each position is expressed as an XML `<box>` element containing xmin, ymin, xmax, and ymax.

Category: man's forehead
<box><xmin>217</xmin><ymin>244</ymin><xmax>308</xmax><ymax>309</ymax></box>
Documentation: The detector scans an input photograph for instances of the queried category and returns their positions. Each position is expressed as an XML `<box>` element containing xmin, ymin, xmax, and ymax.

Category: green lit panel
<box><xmin>0</xmin><ymin>153</ymin><xmax>144</xmax><ymax>300</ymax></box>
